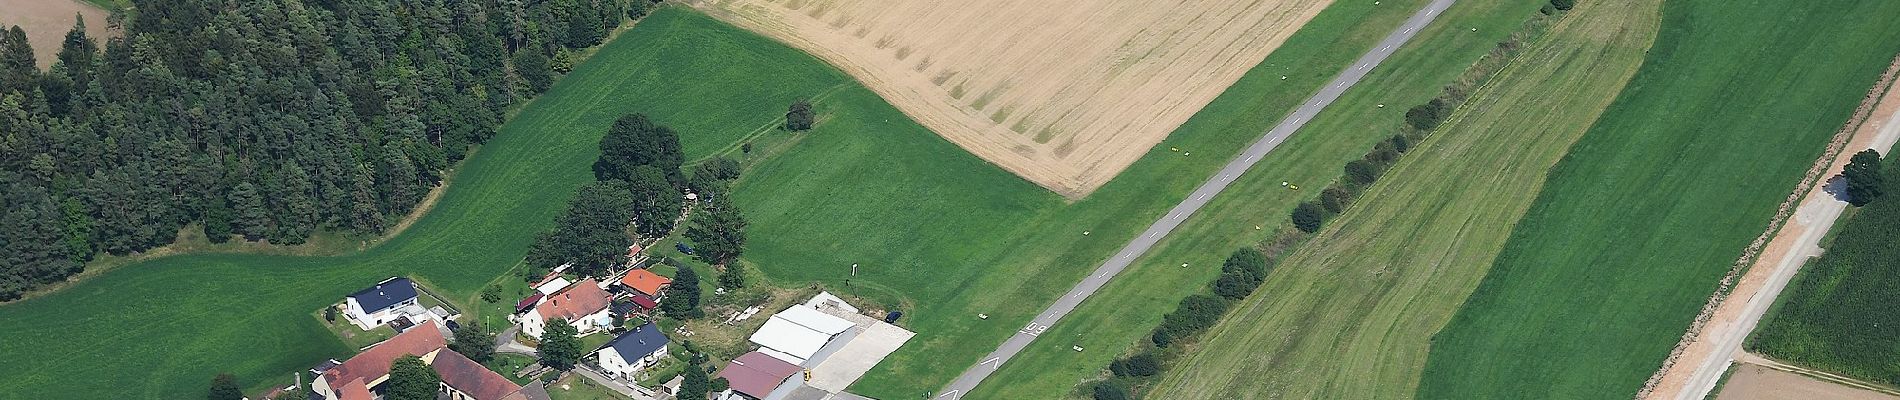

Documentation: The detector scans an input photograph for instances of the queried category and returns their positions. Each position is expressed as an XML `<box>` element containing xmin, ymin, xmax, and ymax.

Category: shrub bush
<box><xmin>1093</xmin><ymin>382</ymin><xmax>1130</xmax><ymax>400</ymax></box>
<box><xmin>1405</xmin><ymin>98</ymin><xmax>1450</xmax><ymax>131</ymax></box>
<box><xmin>1345</xmin><ymin>160</ymin><xmax>1381</xmax><ymax>185</ymax></box>
<box><xmin>1291</xmin><ymin>202</ymin><xmax>1325</xmax><ymax>233</ymax></box>
<box><xmin>1550</xmin><ymin>0</ymin><xmax>1575</xmax><ymax>11</ymax></box>
<box><xmin>1111</xmin><ymin>353</ymin><xmax>1162</xmax><ymax>377</ymax></box>
<box><xmin>1320</xmin><ymin>187</ymin><xmax>1353</xmax><ymax>213</ymax></box>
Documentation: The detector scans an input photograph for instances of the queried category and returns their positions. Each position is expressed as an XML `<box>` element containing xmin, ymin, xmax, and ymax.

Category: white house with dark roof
<box><xmin>596</xmin><ymin>322</ymin><xmax>670</xmax><ymax>378</ymax></box>
<box><xmin>343</xmin><ymin>277</ymin><xmax>419</xmax><ymax>330</ymax></box>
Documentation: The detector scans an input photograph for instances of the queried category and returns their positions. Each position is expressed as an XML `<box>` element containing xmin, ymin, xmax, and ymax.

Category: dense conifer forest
<box><xmin>0</xmin><ymin>0</ymin><xmax>657</xmax><ymax>300</ymax></box>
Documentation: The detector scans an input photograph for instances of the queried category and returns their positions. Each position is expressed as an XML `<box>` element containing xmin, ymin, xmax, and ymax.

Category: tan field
<box><xmin>0</xmin><ymin>0</ymin><xmax>109</xmax><ymax>69</ymax></box>
<box><xmin>690</xmin><ymin>0</ymin><xmax>1333</xmax><ymax>197</ymax></box>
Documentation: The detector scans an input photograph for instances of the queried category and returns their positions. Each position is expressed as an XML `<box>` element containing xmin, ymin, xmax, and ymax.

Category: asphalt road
<box><xmin>933</xmin><ymin>0</ymin><xmax>1458</xmax><ymax>397</ymax></box>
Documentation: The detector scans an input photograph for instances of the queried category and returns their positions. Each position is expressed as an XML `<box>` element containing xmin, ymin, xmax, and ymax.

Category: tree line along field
<box><xmin>1142</xmin><ymin>0</ymin><xmax>1660</xmax><ymax>397</ymax></box>
<box><xmin>1417</xmin><ymin>0</ymin><xmax>1900</xmax><ymax>397</ymax></box>
<box><xmin>1751</xmin><ymin>157</ymin><xmax>1900</xmax><ymax>386</ymax></box>
<box><xmin>0</xmin><ymin>7</ymin><xmax>844</xmax><ymax>398</ymax></box>
<box><xmin>960</xmin><ymin>0</ymin><xmax>1595</xmax><ymax>397</ymax></box>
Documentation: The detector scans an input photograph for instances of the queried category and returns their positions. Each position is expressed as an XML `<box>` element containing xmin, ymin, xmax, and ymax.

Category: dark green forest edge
<box><xmin>1752</xmin><ymin>151</ymin><xmax>1900</xmax><ymax>387</ymax></box>
<box><xmin>0</xmin><ymin>0</ymin><xmax>662</xmax><ymax>300</ymax></box>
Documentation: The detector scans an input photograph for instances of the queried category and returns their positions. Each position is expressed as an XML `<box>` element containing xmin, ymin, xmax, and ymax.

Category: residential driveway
<box><xmin>573</xmin><ymin>365</ymin><xmax>662</xmax><ymax>400</ymax></box>
<box><xmin>497</xmin><ymin>324</ymin><xmax>536</xmax><ymax>355</ymax></box>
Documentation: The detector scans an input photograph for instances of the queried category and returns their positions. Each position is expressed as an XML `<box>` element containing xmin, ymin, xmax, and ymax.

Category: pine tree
<box><xmin>58</xmin><ymin>15</ymin><xmax>97</xmax><ymax>89</ymax></box>
<box><xmin>0</xmin><ymin>26</ymin><xmax>36</xmax><ymax>95</ymax></box>
<box><xmin>350</xmin><ymin>165</ymin><xmax>386</xmax><ymax>233</ymax></box>
<box><xmin>678</xmin><ymin>363</ymin><xmax>711</xmax><ymax>399</ymax></box>
<box><xmin>0</xmin><ymin>178</ymin><xmax>79</xmax><ymax>300</ymax></box>
<box><xmin>273</xmin><ymin>165</ymin><xmax>318</xmax><ymax>244</ymax></box>
<box><xmin>228</xmin><ymin>181</ymin><xmax>270</xmax><ymax>241</ymax></box>
<box><xmin>661</xmin><ymin>265</ymin><xmax>703</xmax><ymax>319</ymax></box>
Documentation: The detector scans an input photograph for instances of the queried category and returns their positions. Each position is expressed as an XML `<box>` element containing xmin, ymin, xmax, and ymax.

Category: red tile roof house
<box><xmin>617</xmin><ymin>269</ymin><xmax>671</xmax><ymax>298</ymax></box>
<box><xmin>716</xmin><ymin>351</ymin><xmax>802</xmax><ymax>400</ymax></box>
<box><xmin>515</xmin><ymin>278</ymin><xmax>614</xmax><ymax>339</ymax></box>
<box><xmin>311</xmin><ymin>321</ymin><xmax>548</xmax><ymax>400</ymax></box>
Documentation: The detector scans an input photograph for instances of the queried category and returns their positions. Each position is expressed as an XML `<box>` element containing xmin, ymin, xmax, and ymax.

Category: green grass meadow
<box><xmin>1417</xmin><ymin>0</ymin><xmax>1900</xmax><ymax>398</ymax></box>
<box><xmin>1143</xmin><ymin>0</ymin><xmax>1660</xmax><ymax>397</ymax></box>
<box><xmin>1750</xmin><ymin>159</ymin><xmax>1900</xmax><ymax>386</ymax></box>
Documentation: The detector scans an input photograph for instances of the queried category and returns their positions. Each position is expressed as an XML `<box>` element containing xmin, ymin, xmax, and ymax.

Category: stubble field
<box><xmin>691</xmin><ymin>0</ymin><xmax>1333</xmax><ymax>196</ymax></box>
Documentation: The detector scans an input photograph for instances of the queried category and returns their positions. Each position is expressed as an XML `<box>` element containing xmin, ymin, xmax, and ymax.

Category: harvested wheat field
<box><xmin>691</xmin><ymin>0</ymin><xmax>1332</xmax><ymax>196</ymax></box>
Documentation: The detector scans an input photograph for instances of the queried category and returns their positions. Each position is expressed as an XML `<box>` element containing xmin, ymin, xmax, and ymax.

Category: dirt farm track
<box><xmin>691</xmin><ymin>0</ymin><xmax>1333</xmax><ymax>196</ymax></box>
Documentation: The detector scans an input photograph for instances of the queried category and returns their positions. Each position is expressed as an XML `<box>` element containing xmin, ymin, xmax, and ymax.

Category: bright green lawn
<box><xmin>0</xmin><ymin>8</ymin><xmax>838</xmax><ymax>399</ymax></box>
<box><xmin>1143</xmin><ymin>0</ymin><xmax>1660</xmax><ymax>397</ymax></box>
<box><xmin>1417</xmin><ymin>0</ymin><xmax>1900</xmax><ymax>398</ymax></box>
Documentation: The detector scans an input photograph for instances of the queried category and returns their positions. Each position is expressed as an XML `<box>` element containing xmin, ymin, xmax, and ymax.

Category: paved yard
<box><xmin>806</xmin><ymin>313</ymin><xmax>915</xmax><ymax>392</ymax></box>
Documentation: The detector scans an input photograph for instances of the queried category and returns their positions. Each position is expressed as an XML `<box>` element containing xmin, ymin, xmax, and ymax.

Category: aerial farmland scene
<box><xmin>3</xmin><ymin>0</ymin><xmax>1900</xmax><ymax>399</ymax></box>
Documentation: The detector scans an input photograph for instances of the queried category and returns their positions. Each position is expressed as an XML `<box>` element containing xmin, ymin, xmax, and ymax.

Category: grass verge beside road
<box><xmin>1417</xmin><ymin>0</ymin><xmax>1900</xmax><ymax>397</ymax></box>
<box><xmin>1142</xmin><ymin>0</ymin><xmax>1659</xmax><ymax>397</ymax></box>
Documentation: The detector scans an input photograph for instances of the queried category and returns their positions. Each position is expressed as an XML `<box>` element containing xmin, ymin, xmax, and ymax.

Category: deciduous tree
<box><xmin>1843</xmin><ymin>149</ymin><xmax>1884</xmax><ymax>207</ymax></box>
<box><xmin>785</xmin><ymin>99</ymin><xmax>814</xmax><ymax>131</ymax></box>
<box><xmin>450</xmin><ymin>322</ymin><xmax>497</xmax><ymax>363</ymax></box>
<box><xmin>684</xmin><ymin>197</ymin><xmax>747</xmax><ymax>265</ymax></box>
<box><xmin>384</xmin><ymin>356</ymin><xmax>440</xmax><ymax>400</ymax></box>
<box><xmin>538</xmin><ymin>319</ymin><xmax>583</xmax><ymax>370</ymax></box>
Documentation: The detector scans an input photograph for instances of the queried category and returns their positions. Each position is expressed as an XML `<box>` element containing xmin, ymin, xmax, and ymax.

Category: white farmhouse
<box><xmin>518</xmin><ymin>278</ymin><xmax>613</xmax><ymax>338</ymax></box>
<box><xmin>342</xmin><ymin>277</ymin><xmax>420</xmax><ymax>330</ymax></box>
<box><xmin>596</xmin><ymin>322</ymin><xmax>669</xmax><ymax>379</ymax></box>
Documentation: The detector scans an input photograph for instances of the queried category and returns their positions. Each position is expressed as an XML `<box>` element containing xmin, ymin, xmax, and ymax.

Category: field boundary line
<box><xmin>1635</xmin><ymin>52</ymin><xmax>1900</xmax><ymax>399</ymax></box>
<box><xmin>687</xmin><ymin>82</ymin><xmax>853</xmax><ymax>165</ymax></box>
<box><xmin>1737</xmin><ymin>353</ymin><xmax>1900</xmax><ymax>396</ymax></box>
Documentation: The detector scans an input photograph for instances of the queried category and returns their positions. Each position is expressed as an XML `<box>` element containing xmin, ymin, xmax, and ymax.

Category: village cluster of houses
<box><xmin>307</xmin><ymin>246</ymin><xmax>911</xmax><ymax>400</ymax></box>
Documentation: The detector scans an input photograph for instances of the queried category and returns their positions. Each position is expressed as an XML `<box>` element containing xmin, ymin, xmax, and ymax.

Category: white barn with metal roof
<box><xmin>748</xmin><ymin>304</ymin><xmax>858</xmax><ymax>365</ymax></box>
